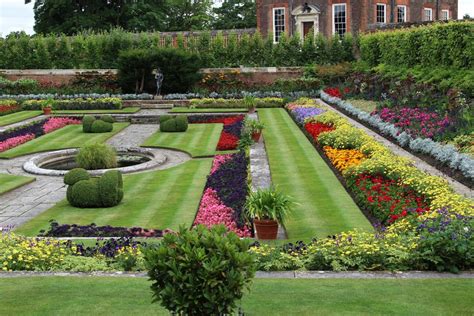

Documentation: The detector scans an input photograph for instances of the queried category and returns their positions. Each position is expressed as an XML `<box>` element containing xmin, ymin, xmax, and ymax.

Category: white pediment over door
<box><xmin>292</xmin><ymin>4</ymin><xmax>321</xmax><ymax>40</ymax></box>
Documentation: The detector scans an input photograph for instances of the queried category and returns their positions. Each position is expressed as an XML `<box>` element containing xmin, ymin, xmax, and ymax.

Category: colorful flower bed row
<box><xmin>0</xmin><ymin>117</ymin><xmax>81</xmax><ymax>153</ymax></box>
<box><xmin>286</xmin><ymin>99</ymin><xmax>473</xmax><ymax>227</ymax></box>
<box><xmin>320</xmin><ymin>89</ymin><xmax>474</xmax><ymax>182</ymax></box>
<box><xmin>189</xmin><ymin>115</ymin><xmax>245</xmax><ymax>151</ymax></box>
<box><xmin>0</xmin><ymin>99</ymin><xmax>20</xmax><ymax>116</ymax></box>
<box><xmin>194</xmin><ymin>152</ymin><xmax>251</xmax><ymax>237</ymax></box>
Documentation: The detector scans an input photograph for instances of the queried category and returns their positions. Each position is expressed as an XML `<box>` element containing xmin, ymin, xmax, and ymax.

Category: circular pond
<box><xmin>23</xmin><ymin>147</ymin><xmax>167</xmax><ymax>176</ymax></box>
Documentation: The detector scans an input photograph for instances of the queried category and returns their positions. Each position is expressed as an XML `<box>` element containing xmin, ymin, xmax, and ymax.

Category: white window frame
<box><xmin>441</xmin><ymin>9</ymin><xmax>450</xmax><ymax>20</ymax></box>
<box><xmin>332</xmin><ymin>3</ymin><xmax>347</xmax><ymax>36</ymax></box>
<box><xmin>423</xmin><ymin>8</ymin><xmax>433</xmax><ymax>21</ymax></box>
<box><xmin>376</xmin><ymin>3</ymin><xmax>387</xmax><ymax>24</ymax></box>
<box><xmin>397</xmin><ymin>5</ymin><xmax>407</xmax><ymax>23</ymax></box>
<box><xmin>273</xmin><ymin>7</ymin><xmax>286</xmax><ymax>44</ymax></box>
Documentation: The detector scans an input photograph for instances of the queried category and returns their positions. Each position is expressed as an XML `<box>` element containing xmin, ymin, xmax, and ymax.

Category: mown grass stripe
<box><xmin>0</xmin><ymin>111</ymin><xmax>42</xmax><ymax>127</ymax></box>
<box><xmin>259</xmin><ymin>108</ymin><xmax>371</xmax><ymax>240</ymax></box>
<box><xmin>0</xmin><ymin>173</ymin><xmax>35</xmax><ymax>195</ymax></box>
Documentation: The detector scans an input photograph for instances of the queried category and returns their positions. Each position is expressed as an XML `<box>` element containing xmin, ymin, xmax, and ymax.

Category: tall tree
<box><xmin>212</xmin><ymin>0</ymin><xmax>256</xmax><ymax>30</ymax></box>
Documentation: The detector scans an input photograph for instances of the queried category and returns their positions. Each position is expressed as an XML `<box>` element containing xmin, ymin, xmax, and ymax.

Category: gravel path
<box><xmin>317</xmin><ymin>99</ymin><xmax>473</xmax><ymax>199</ymax></box>
<box><xmin>0</xmin><ymin>123</ymin><xmax>190</xmax><ymax>229</ymax></box>
<box><xmin>0</xmin><ymin>270</ymin><xmax>472</xmax><ymax>279</ymax></box>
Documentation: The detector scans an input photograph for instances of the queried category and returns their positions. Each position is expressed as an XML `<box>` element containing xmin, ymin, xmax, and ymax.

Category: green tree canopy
<box><xmin>212</xmin><ymin>0</ymin><xmax>256</xmax><ymax>29</ymax></box>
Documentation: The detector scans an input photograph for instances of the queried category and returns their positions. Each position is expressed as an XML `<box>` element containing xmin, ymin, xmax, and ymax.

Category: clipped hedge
<box><xmin>160</xmin><ymin>115</ymin><xmax>188</xmax><ymax>132</ymax></box>
<box><xmin>22</xmin><ymin>98</ymin><xmax>122</xmax><ymax>110</ymax></box>
<box><xmin>90</xmin><ymin>120</ymin><xmax>113</xmax><ymax>133</ymax></box>
<box><xmin>360</xmin><ymin>21</ymin><xmax>474</xmax><ymax>69</ymax></box>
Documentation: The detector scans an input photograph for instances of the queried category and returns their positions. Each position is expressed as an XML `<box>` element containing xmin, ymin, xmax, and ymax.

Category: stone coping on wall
<box><xmin>200</xmin><ymin>67</ymin><xmax>304</xmax><ymax>74</ymax></box>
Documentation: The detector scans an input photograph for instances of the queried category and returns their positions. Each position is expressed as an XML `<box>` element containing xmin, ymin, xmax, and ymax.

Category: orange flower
<box><xmin>323</xmin><ymin>146</ymin><xmax>366</xmax><ymax>172</ymax></box>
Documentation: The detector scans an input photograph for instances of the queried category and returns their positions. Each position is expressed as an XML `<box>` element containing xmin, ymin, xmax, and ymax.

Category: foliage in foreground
<box><xmin>145</xmin><ymin>225</ymin><xmax>256</xmax><ymax>315</ymax></box>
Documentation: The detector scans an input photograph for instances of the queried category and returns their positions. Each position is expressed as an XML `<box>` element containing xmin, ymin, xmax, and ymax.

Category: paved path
<box><xmin>318</xmin><ymin>99</ymin><xmax>473</xmax><ymax>199</ymax></box>
<box><xmin>1</xmin><ymin>270</ymin><xmax>472</xmax><ymax>279</ymax></box>
<box><xmin>0</xmin><ymin>124</ymin><xmax>190</xmax><ymax>229</ymax></box>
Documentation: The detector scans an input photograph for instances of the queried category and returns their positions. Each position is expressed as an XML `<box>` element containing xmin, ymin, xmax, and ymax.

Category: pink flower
<box><xmin>0</xmin><ymin>134</ymin><xmax>35</xmax><ymax>152</ymax></box>
<box><xmin>210</xmin><ymin>154</ymin><xmax>233</xmax><ymax>174</ymax></box>
<box><xmin>43</xmin><ymin>117</ymin><xmax>81</xmax><ymax>134</ymax></box>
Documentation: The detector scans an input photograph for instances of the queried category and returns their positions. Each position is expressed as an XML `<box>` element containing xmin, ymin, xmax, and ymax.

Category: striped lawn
<box><xmin>15</xmin><ymin>158</ymin><xmax>213</xmax><ymax>236</ymax></box>
<box><xmin>0</xmin><ymin>173</ymin><xmax>35</xmax><ymax>195</ymax></box>
<box><xmin>170</xmin><ymin>108</ymin><xmax>247</xmax><ymax>113</ymax></box>
<box><xmin>259</xmin><ymin>109</ymin><xmax>371</xmax><ymax>240</ymax></box>
<box><xmin>53</xmin><ymin>107</ymin><xmax>140</xmax><ymax>114</ymax></box>
<box><xmin>0</xmin><ymin>111</ymin><xmax>42</xmax><ymax>126</ymax></box>
<box><xmin>0</xmin><ymin>123</ymin><xmax>129</xmax><ymax>159</ymax></box>
<box><xmin>142</xmin><ymin>123</ymin><xmax>222</xmax><ymax>157</ymax></box>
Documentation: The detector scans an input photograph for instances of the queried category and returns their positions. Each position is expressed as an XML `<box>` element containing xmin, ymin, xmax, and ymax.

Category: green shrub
<box><xmin>159</xmin><ymin>115</ymin><xmax>173</xmax><ymax>123</ymax></box>
<box><xmin>82</xmin><ymin>115</ymin><xmax>95</xmax><ymax>133</ymax></box>
<box><xmin>63</xmin><ymin>168</ymin><xmax>90</xmax><ymax>185</ymax></box>
<box><xmin>98</xmin><ymin>170</ymin><xmax>124</xmax><ymax>207</ymax></box>
<box><xmin>76</xmin><ymin>143</ymin><xmax>117</xmax><ymax>170</ymax></box>
<box><xmin>174</xmin><ymin>116</ymin><xmax>188</xmax><ymax>132</ymax></box>
<box><xmin>90</xmin><ymin>119</ymin><xmax>113</xmax><ymax>133</ymax></box>
<box><xmin>22</xmin><ymin>98</ymin><xmax>122</xmax><ymax>110</ymax></box>
<box><xmin>69</xmin><ymin>178</ymin><xmax>101</xmax><ymax>208</ymax></box>
<box><xmin>145</xmin><ymin>225</ymin><xmax>256</xmax><ymax>315</ymax></box>
<box><xmin>100</xmin><ymin>114</ymin><xmax>114</xmax><ymax>123</ymax></box>
<box><xmin>160</xmin><ymin>118</ymin><xmax>177</xmax><ymax>132</ymax></box>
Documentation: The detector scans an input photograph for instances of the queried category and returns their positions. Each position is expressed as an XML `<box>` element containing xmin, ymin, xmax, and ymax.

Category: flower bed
<box><xmin>0</xmin><ymin>117</ymin><xmax>81</xmax><ymax>153</ymax></box>
<box><xmin>320</xmin><ymin>90</ymin><xmax>474</xmax><ymax>184</ymax></box>
<box><xmin>189</xmin><ymin>115</ymin><xmax>245</xmax><ymax>151</ymax></box>
<box><xmin>286</xmin><ymin>99</ymin><xmax>473</xmax><ymax>227</ymax></box>
<box><xmin>0</xmin><ymin>99</ymin><xmax>20</xmax><ymax>116</ymax></box>
<box><xmin>194</xmin><ymin>152</ymin><xmax>251</xmax><ymax>237</ymax></box>
<box><xmin>0</xmin><ymin>93</ymin><xmax>153</xmax><ymax>101</ymax></box>
<box><xmin>22</xmin><ymin>98</ymin><xmax>122</xmax><ymax>111</ymax></box>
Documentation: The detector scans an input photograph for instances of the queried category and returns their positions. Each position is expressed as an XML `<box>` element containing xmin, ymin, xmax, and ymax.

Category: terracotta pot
<box><xmin>248</xmin><ymin>107</ymin><xmax>256</xmax><ymax>114</ymax></box>
<box><xmin>43</xmin><ymin>107</ymin><xmax>52</xmax><ymax>115</ymax></box>
<box><xmin>254</xmin><ymin>219</ymin><xmax>278</xmax><ymax>240</ymax></box>
<box><xmin>252</xmin><ymin>131</ymin><xmax>261</xmax><ymax>142</ymax></box>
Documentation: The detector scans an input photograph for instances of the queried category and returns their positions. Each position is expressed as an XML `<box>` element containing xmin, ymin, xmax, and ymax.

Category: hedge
<box><xmin>188</xmin><ymin>97</ymin><xmax>285</xmax><ymax>108</ymax></box>
<box><xmin>360</xmin><ymin>21</ymin><xmax>474</xmax><ymax>69</ymax></box>
<box><xmin>22</xmin><ymin>98</ymin><xmax>122</xmax><ymax>110</ymax></box>
<box><xmin>0</xmin><ymin>30</ymin><xmax>354</xmax><ymax>69</ymax></box>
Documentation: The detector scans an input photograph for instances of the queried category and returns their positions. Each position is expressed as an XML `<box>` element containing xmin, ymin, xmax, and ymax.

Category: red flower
<box><xmin>217</xmin><ymin>132</ymin><xmax>239</xmax><ymax>151</ymax></box>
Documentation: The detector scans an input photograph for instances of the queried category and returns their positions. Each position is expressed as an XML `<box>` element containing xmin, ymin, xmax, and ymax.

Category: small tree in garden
<box><xmin>145</xmin><ymin>225</ymin><xmax>256</xmax><ymax>315</ymax></box>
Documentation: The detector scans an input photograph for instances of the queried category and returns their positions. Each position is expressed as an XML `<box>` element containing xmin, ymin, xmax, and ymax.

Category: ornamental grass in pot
<box><xmin>245</xmin><ymin>187</ymin><xmax>293</xmax><ymax>240</ymax></box>
<box><xmin>243</xmin><ymin>95</ymin><xmax>257</xmax><ymax>113</ymax></box>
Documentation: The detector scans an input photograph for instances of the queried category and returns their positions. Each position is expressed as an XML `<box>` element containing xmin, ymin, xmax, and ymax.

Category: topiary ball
<box><xmin>98</xmin><ymin>170</ymin><xmax>123</xmax><ymax>207</ymax></box>
<box><xmin>160</xmin><ymin>118</ymin><xmax>177</xmax><ymax>132</ymax></box>
<box><xmin>64</xmin><ymin>168</ymin><xmax>90</xmax><ymax>185</ymax></box>
<box><xmin>82</xmin><ymin>115</ymin><xmax>95</xmax><ymax>133</ymax></box>
<box><xmin>100</xmin><ymin>115</ymin><xmax>114</xmax><ymax>123</ymax></box>
<box><xmin>69</xmin><ymin>178</ymin><xmax>101</xmax><ymax>208</ymax></box>
<box><xmin>159</xmin><ymin>115</ymin><xmax>173</xmax><ymax>124</ymax></box>
<box><xmin>91</xmin><ymin>120</ymin><xmax>113</xmax><ymax>133</ymax></box>
<box><xmin>175</xmin><ymin>116</ymin><xmax>188</xmax><ymax>132</ymax></box>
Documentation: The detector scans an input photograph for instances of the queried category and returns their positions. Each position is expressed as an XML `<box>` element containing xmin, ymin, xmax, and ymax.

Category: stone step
<box><xmin>139</xmin><ymin>104</ymin><xmax>173</xmax><ymax>109</ymax></box>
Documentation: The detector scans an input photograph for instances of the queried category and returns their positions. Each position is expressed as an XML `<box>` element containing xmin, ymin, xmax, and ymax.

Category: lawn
<box><xmin>0</xmin><ymin>123</ymin><xmax>129</xmax><ymax>159</ymax></box>
<box><xmin>346</xmin><ymin>98</ymin><xmax>378</xmax><ymax>113</ymax></box>
<box><xmin>258</xmin><ymin>109</ymin><xmax>371</xmax><ymax>240</ymax></box>
<box><xmin>0</xmin><ymin>277</ymin><xmax>472</xmax><ymax>315</ymax></box>
<box><xmin>142</xmin><ymin>123</ymin><xmax>222</xmax><ymax>157</ymax></box>
<box><xmin>170</xmin><ymin>108</ymin><xmax>247</xmax><ymax>113</ymax></box>
<box><xmin>15</xmin><ymin>158</ymin><xmax>212</xmax><ymax>236</ymax></box>
<box><xmin>52</xmin><ymin>107</ymin><xmax>140</xmax><ymax>114</ymax></box>
<box><xmin>0</xmin><ymin>111</ymin><xmax>42</xmax><ymax>126</ymax></box>
<box><xmin>0</xmin><ymin>173</ymin><xmax>35</xmax><ymax>194</ymax></box>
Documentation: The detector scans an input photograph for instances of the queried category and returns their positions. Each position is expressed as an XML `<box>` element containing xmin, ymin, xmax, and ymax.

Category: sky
<box><xmin>0</xmin><ymin>0</ymin><xmax>473</xmax><ymax>36</ymax></box>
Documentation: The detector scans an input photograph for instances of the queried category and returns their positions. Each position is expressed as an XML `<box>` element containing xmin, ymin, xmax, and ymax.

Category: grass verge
<box><xmin>142</xmin><ymin>123</ymin><xmax>222</xmax><ymax>157</ymax></box>
<box><xmin>15</xmin><ymin>159</ymin><xmax>212</xmax><ymax>236</ymax></box>
<box><xmin>0</xmin><ymin>123</ymin><xmax>129</xmax><ymax>159</ymax></box>
<box><xmin>0</xmin><ymin>111</ymin><xmax>42</xmax><ymax>126</ymax></box>
<box><xmin>258</xmin><ymin>108</ymin><xmax>371</xmax><ymax>240</ymax></box>
<box><xmin>52</xmin><ymin>107</ymin><xmax>140</xmax><ymax>114</ymax></box>
<box><xmin>0</xmin><ymin>173</ymin><xmax>35</xmax><ymax>195</ymax></box>
<box><xmin>0</xmin><ymin>277</ymin><xmax>472</xmax><ymax>315</ymax></box>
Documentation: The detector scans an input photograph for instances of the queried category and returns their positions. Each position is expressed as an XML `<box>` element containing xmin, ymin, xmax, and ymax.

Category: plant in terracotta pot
<box><xmin>246</xmin><ymin>119</ymin><xmax>265</xmax><ymax>142</ymax></box>
<box><xmin>41</xmin><ymin>98</ymin><xmax>54</xmax><ymax>115</ymax></box>
<box><xmin>245</xmin><ymin>187</ymin><xmax>293</xmax><ymax>240</ymax></box>
<box><xmin>243</xmin><ymin>95</ymin><xmax>257</xmax><ymax>113</ymax></box>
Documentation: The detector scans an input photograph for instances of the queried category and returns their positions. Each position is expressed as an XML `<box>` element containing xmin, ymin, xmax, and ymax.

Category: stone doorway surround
<box><xmin>292</xmin><ymin>4</ymin><xmax>321</xmax><ymax>40</ymax></box>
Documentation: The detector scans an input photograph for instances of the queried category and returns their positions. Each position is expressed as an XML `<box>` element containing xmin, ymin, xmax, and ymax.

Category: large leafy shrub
<box><xmin>117</xmin><ymin>48</ymin><xmax>202</xmax><ymax>94</ymax></box>
<box><xmin>145</xmin><ymin>225</ymin><xmax>256</xmax><ymax>315</ymax></box>
<box><xmin>76</xmin><ymin>143</ymin><xmax>117</xmax><ymax>170</ymax></box>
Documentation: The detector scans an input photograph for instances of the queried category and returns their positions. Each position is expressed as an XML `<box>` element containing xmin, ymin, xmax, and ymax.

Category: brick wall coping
<box><xmin>0</xmin><ymin>69</ymin><xmax>117</xmax><ymax>75</ymax></box>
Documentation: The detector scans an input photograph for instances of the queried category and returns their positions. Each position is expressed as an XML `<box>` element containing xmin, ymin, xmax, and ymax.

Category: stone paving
<box><xmin>318</xmin><ymin>99</ymin><xmax>473</xmax><ymax>199</ymax></box>
<box><xmin>0</xmin><ymin>123</ymin><xmax>190</xmax><ymax>229</ymax></box>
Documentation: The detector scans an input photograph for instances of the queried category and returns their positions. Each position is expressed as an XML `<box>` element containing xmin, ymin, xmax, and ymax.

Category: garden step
<box><xmin>139</xmin><ymin>103</ymin><xmax>173</xmax><ymax>109</ymax></box>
